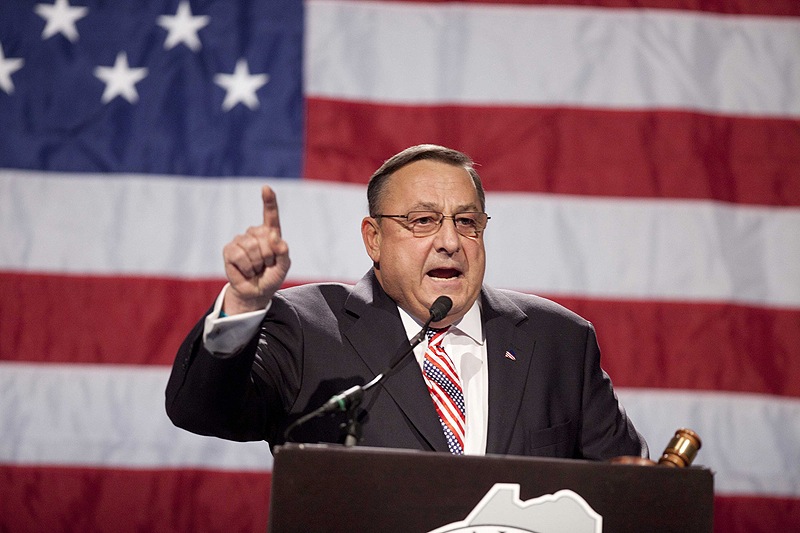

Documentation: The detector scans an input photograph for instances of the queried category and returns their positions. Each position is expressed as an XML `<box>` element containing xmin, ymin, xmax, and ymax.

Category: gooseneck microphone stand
<box><xmin>283</xmin><ymin>296</ymin><xmax>453</xmax><ymax>446</ymax></box>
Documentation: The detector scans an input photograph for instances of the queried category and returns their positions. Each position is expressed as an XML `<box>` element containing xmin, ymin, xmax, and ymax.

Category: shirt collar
<box><xmin>398</xmin><ymin>299</ymin><xmax>484</xmax><ymax>345</ymax></box>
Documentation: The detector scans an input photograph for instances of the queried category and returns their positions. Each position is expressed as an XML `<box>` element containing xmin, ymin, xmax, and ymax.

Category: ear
<box><xmin>361</xmin><ymin>217</ymin><xmax>381</xmax><ymax>263</ymax></box>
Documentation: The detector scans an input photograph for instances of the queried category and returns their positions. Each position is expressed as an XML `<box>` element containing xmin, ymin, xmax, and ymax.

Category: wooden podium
<box><xmin>268</xmin><ymin>444</ymin><xmax>713</xmax><ymax>532</ymax></box>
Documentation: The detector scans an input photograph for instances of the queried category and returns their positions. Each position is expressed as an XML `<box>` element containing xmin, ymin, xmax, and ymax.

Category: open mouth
<box><xmin>427</xmin><ymin>268</ymin><xmax>462</xmax><ymax>280</ymax></box>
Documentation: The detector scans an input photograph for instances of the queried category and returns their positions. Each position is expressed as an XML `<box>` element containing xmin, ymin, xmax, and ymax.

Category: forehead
<box><xmin>381</xmin><ymin>160</ymin><xmax>480</xmax><ymax>210</ymax></box>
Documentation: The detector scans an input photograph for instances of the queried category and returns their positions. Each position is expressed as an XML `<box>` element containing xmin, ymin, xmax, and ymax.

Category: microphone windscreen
<box><xmin>429</xmin><ymin>296</ymin><xmax>453</xmax><ymax>322</ymax></box>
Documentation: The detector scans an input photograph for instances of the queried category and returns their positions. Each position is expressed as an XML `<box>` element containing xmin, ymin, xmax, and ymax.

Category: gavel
<box><xmin>658</xmin><ymin>428</ymin><xmax>702</xmax><ymax>467</ymax></box>
<box><xmin>610</xmin><ymin>428</ymin><xmax>702</xmax><ymax>467</ymax></box>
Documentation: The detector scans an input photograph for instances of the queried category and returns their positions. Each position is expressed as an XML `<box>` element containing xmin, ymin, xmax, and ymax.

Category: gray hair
<box><xmin>367</xmin><ymin>144</ymin><xmax>486</xmax><ymax>217</ymax></box>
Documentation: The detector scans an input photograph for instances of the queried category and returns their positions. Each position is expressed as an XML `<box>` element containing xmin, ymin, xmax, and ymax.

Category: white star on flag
<box><xmin>157</xmin><ymin>0</ymin><xmax>210</xmax><ymax>52</ymax></box>
<box><xmin>0</xmin><ymin>43</ymin><xmax>25</xmax><ymax>95</ymax></box>
<box><xmin>35</xmin><ymin>0</ymin><xmax>89</xmax><ymax>43</ymax></box>
<box><xmin>93</xmin><ymin>52</ymin><xmax>149</xmax><ymax>104</ymax></box>
<box><xmin>214</xmin><ymin>58</ymin><xmax>269</xmax><ymax>111</ymax></box>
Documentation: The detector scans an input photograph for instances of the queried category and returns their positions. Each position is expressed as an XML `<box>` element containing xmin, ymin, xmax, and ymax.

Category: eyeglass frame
<box><xmin>374</xmin><ymin>210</ymin><xmax>491</xmax><ymax>238</ymax></box>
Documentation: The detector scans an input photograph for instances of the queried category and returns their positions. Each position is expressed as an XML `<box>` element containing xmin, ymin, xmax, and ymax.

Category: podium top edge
<box><xmin>272</xmin><ymin>443</ymin><xmax>714</xmax><ymax>475</ymax></box>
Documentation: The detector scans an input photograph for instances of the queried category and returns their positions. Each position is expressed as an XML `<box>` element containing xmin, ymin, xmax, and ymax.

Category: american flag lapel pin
<box><xmin>504</xmin><ymin>349</ymin><xmax>517</xmax><ymax>361</ymax></box>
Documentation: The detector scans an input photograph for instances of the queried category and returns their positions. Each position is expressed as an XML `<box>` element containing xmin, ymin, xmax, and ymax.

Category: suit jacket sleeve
<box><xmin>165</xmin><ymin>293</ymin><xmax>303</xmax><ymax>445</ymax></box>
<box><xmin>164</xmin><ymin>274</ymin><xmax>434</xmax><ymax>451</ymax></box>
<box><xmin>579</xmin><ymin>323</ymin><xmax>649</xmax><ymax>459</ymax></box>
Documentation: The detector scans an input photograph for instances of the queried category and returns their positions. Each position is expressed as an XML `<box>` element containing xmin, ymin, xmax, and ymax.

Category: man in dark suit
<box><xmin>166</xmin><ymin>144</ymin><xmax>647</xmax><ymax>459</ymax></box>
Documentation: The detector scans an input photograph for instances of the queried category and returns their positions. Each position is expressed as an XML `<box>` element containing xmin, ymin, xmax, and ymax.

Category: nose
<box><xmin>433</xmin><ymin>216</ymin><xmax>461</xmax><ymax>254</ymax></box>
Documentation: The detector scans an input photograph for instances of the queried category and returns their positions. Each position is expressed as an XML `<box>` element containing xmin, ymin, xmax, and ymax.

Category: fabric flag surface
<box><xmin>1</xmin><ymin>0</ymin><xmax>799</xmax><ymax>531</ymax></box>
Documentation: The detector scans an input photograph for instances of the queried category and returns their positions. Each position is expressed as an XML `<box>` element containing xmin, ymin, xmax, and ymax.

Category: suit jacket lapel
<box><xmin>342</xmin><ymin>271</ymin><xmax>449</xmax><ymax>452</ymax></box>
<box><xmin>482</xmin><ymin>287</ymin><xmax>536</xmax><ymax>455</ymax></box>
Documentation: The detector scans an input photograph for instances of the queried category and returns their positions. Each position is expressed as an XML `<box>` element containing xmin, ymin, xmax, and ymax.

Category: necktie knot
<box><xmin>427</xmin><ymin>326</ymin><xmax>450</xmax><ymax>343</ymax></box>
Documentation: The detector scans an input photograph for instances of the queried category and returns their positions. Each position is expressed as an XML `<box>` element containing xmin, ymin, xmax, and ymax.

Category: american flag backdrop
<box><xmin>1</xmin><ymin>0</ymin><xmax>799</xmax><ymax>531</ymax></box>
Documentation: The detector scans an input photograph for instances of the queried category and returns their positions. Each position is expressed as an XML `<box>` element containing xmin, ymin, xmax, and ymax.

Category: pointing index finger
<box><xmin>262</xmin><ymin>185</ymin><xmax>282</xmax><ymax>236</ymax></box>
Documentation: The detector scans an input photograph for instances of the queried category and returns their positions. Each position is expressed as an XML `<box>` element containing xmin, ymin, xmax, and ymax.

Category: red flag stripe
<box><xmin>2</xmin><ymin>466</ymin><xmax>798</xmax><ymax>533</ymax></box>
<box><xmin>0</xmin><ymin>465</ymin><xmax>271</xmax><ymax>533</ymax></box>
<box><xmin>2</xmin><ymin>272</ymin><xmax>798</xmax><ymax>398</ymax></box>
<box><xmin>0</xmin><ymin>272</ymin><xmax>222</xmax><ymax>366</ymax></box>
<box><xmin>305</xmin><ymin>99</ymin><xmax>800</xmax><ymax>206</ymax></box>
<box><xmin>714</xmin><ymin>495</ymin><xmax>800</xmax><ymax>532</ymax></box>
<box><xmin>377</xmin><ymin>0</ymin><xmax>800</xmax><ymax>17</ymax></box>
<box><xmin>556</xmin><ymin>296</ymin><xmax>800</xmax><ymax>397</ymax></box>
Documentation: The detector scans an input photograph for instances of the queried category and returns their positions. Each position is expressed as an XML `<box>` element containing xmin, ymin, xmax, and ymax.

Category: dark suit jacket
<box><xmin>166</xmin><ymin>270</ymin><xmax>647</xmax><ymax>459</ymax></box>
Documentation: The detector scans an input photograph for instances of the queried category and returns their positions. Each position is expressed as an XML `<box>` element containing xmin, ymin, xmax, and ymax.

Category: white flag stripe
<box><xmin>0</xmin><ymin>362</ymin><xmax>273</xmax><ymax>471</ymax></box>
<box><xmin>306</xmin><ymin>0</ymin><xmax>800</xmax><ymax>117</ymax></box>
<box><xmin>2</xmin><ymin>171</ymin><xmax>798</xmax><ymax>308</ymax></box>
<box><xmin>0</xmin><ymin>170</ymin><xmax>371</xmax><ymax>281</ymax></box>
<box><xmin>484</xmin><ymin>193</ymin><xmax>800</xmax><ymax>307</ymax></box>
<box><xmin>0</xmin><ymin>362</ymin><xmax>796</xmax><ymax>497</ymax></box>
<box><xmin>618</xmin><ymin>388</ymin><xmax>800</xmax><ymax>497</ymax></box>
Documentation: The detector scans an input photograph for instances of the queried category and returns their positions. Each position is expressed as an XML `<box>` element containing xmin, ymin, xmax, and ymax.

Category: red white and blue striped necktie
<box><xmin>423</xmin><ymin>327</ymin><xmax>466</xmax><ymax>454</ymax></box>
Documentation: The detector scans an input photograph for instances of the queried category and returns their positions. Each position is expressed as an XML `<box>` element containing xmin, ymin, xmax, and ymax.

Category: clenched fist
<box><xmin>222</xmin><ymin>185</ymin><xmax>291</xmax><ymax>314</ymax></box>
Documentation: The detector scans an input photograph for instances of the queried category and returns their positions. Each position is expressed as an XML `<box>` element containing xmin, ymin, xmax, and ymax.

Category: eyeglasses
<box><xmin>375</xmin><ymin>210</ymin><xmax>490</xmax><ymax>238</ymax></box>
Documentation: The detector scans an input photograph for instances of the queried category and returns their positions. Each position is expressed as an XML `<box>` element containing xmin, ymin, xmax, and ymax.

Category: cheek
<box><xmin>467</xmin><ymin>246</ymin><xmax>487</xmax><ymax>281</ymax></box>
<box><xmin>390</xmin><ymin>244</ymin><xmax>426</xmax><ymax>272</ymax></box>
<box><xmin>466</xmin><ymin>240</ymin><xmax>486</xmax><ymax>263</ymax></box>
<box><xmin>384</xmin><ymin>233</ymin><xmax>426</xmax><ymax>260</ymax></box>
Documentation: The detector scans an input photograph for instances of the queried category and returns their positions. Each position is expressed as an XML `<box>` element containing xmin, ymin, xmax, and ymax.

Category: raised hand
<box><xmin>221</xmin><ymin>185</ymin><xmax>291</xmax><ymax>314</ymax></box>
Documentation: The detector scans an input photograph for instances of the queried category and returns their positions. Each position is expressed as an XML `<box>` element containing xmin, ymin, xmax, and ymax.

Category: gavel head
<box><xmin>658</xmin><ymin>428</ymin><xmax>702</xmax><ymax>468</ymax></box>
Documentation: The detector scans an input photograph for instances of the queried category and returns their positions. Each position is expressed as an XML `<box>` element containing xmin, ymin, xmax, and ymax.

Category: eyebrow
<box><xmin>410</xmin><ymin>201</ymin><xmax>481</xmax><ymax>212</ymax></box>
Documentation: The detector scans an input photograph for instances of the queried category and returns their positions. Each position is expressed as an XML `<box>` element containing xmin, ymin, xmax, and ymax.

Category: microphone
<box><xmin>386</xmin><ymin>295</ymin><xmax>451</xmax><ymax>369</ymax></box>
<box><xmin>429</xmin><ymin>295</ymin><xmax>453</xmax><ymax>322</ymax></box>
<box><xmin>283</xmin><ymin>296</ymin><xmax>453</xmax><ymax>442</ymax></box>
